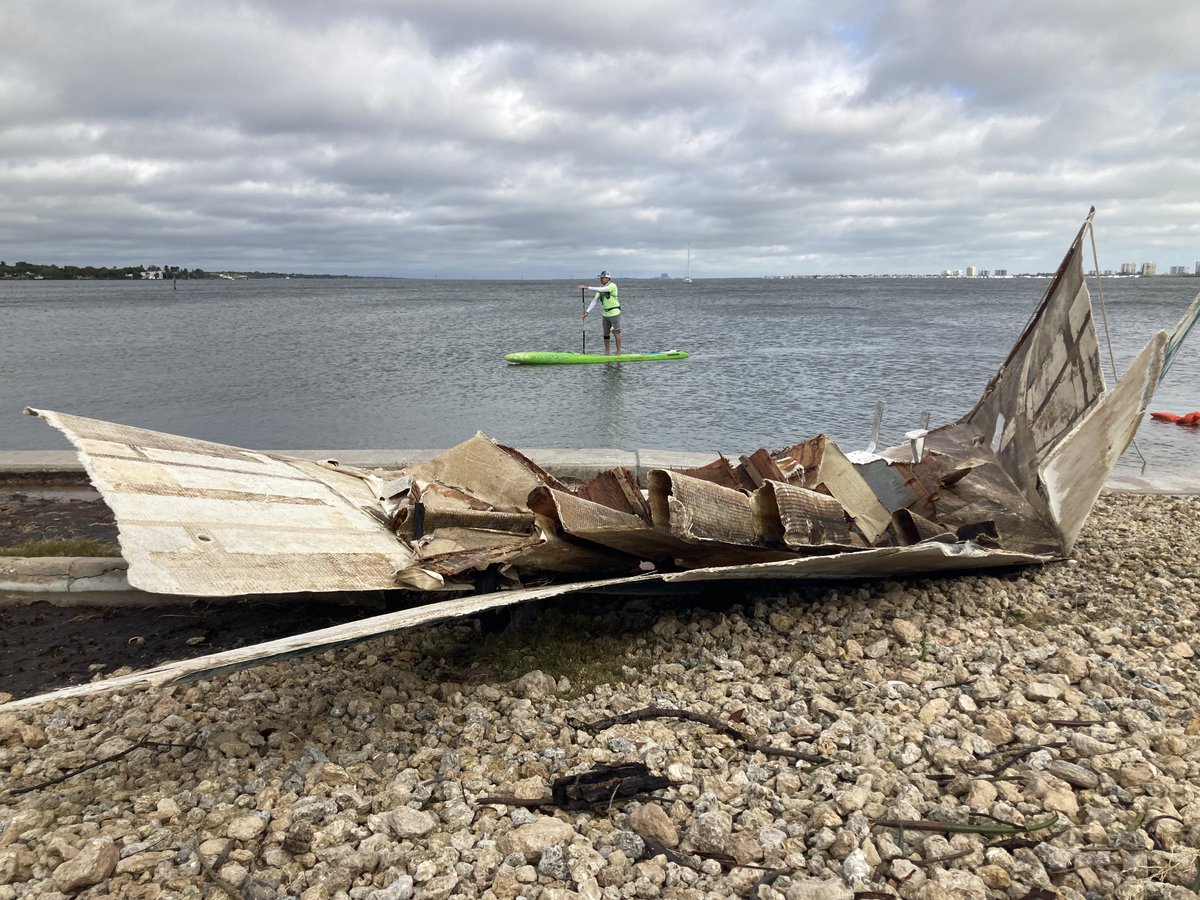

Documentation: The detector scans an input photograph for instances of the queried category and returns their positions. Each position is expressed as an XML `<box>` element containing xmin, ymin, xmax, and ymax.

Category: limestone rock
<box><xmin>51</xmin><ymin>837</ymin><xmax>118</xmax><ymax>893</ymax></box>
<box><xmin>497</xmin><ymin>817</ymin><xmax>575</xmax><ymax>861</ymax></box>
<box><xmin>629</xmin><ymin>803</ymin><xmax>678</xmax><ymax>848</ymax></box>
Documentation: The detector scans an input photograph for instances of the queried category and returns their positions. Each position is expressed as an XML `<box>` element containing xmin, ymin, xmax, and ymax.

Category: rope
<box><xmin>1087</xmin><ymin>217</ymin><xmax>1147</xmax><ymax>470</ymax></box>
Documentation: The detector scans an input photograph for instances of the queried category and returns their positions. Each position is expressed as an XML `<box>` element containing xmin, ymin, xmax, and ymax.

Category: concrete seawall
<box><xmin>0</xmin><ymin>447</ymin><xmax>722</xmax><ymax>486</ymax></box>
<box><xmin>5</xmin><ymin>448</ymin><xmax>1194</xmax><ymax>492</ymax></box>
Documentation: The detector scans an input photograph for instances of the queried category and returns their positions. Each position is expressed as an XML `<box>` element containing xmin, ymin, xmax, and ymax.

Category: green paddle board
<box><xmin>504</xmin><ymin>349</ymin><xmax>689</xmax><ymax>365</ymax></box>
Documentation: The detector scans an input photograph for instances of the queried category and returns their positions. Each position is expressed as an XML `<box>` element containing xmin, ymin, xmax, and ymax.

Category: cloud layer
<box><xmin>3</xmin><ymin>1</ymin><xmax>1199</xmax><ymax>276</ymax></box>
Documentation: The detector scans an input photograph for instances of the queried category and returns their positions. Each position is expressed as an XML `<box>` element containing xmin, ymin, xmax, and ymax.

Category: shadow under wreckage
<box><xmin>12</xmin><ymin>209</ymin><xmax>1200</xmax><ymax>707</ymax></box>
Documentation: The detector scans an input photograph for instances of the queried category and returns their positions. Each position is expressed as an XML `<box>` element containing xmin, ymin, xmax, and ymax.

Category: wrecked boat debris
<box><xmin>12</xmin><ymin>209</ymin><xmax>1200</xmax><ymax>705</ymax></box>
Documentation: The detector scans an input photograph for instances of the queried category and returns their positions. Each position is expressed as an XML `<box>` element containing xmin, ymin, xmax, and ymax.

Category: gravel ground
<box><xmin>1</xmin><ymin>490</ymin><xmax>1198</xmax><ymax>899</ymax></box>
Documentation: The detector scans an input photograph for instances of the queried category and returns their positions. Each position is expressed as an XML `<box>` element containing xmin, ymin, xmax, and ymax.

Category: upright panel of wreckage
<box><xmin>10</xmin><ymin>209</ymin><xmax>1199</xmax><ymax>707</ymax></box>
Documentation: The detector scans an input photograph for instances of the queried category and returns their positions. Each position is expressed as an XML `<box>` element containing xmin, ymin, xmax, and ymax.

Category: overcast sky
<box><xmin>3</xmin><ymin>1</ymin><xmax>1199</xmax><ymax>277</ymax></box>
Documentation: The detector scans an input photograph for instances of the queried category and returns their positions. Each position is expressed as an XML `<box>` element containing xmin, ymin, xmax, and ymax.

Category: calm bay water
<box><xmin>2</xmin><ymin>275</ymin><xmax>1197</xmax><ymax>478</ymax></box>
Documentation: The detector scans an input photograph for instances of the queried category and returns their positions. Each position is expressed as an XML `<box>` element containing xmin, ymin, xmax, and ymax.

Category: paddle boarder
<box><xmin>579</xmin><ymin>270</ymin><xmax>621</xmax><ymax>355</ymax></box>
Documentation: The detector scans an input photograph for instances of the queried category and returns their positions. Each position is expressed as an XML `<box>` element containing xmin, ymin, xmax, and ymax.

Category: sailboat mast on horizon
<box><xmin>683</xmin><ymin>244</ymin><xmax>693</xmax><ymax>283</ymax></box>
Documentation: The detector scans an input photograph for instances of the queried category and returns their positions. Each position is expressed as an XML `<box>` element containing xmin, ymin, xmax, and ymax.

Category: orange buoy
<box><xmin>1150</xmin><ymin>411</ymin><xmax>1182</xmax><ymax>423</ymax></box>
<box><xmin>1179</xmin><ymin>411</ymin><xmax>1200</xmax><ymax>426</ymax></box>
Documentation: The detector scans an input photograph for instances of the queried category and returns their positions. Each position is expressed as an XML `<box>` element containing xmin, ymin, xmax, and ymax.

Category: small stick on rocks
<box><xmin>641</xmin><ymin>835</ymin><xmax>701</xmax><ymax>871</ymax></box>
<box><xmin>196</xmin><ymin>844</ymin><xmax>241</xmax><ymax>900</ymax></box>
<box><xmin>575</xmin><ymin>706</ymin><xmax>748</xmax><ymax>742</ymax></box>
<box><xmin>474</xmin><ymin>794</ymin><xmax>554</xmax><ymax>809</ymax></box>
<box><xmin>739</xmin><ymin>742</ymin><xmax>828</xmax><ymax>765</ymax></box>
<box><xmin>577</xmin><ymin>706</ymin><xmax>828</xmax><ymax>765</ymax></box>
<box><xmin>915</xmin><ymin>847</ymin><xmax>973</xmax><ymax>866</ymax></box>
<box><xmin>872</xmin><ymin>813</ymin><xmax>1059</xmax><ymax>836</ymax></box>
<box><xmin>983</xmin><ymin>741</ymin><xmax>1067</xmax><ymax>776</ymax></box>
<box><xmin>744</xmin><ymin>867</ymin><xmax>789</xmax><ymax>898</ymax></box>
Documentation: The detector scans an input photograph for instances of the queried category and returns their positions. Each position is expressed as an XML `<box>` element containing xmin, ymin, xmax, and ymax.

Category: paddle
<box><xmin>581</xmin><ymin>286</ymin><xmax>586</xmax><ymax>353</ymax></box>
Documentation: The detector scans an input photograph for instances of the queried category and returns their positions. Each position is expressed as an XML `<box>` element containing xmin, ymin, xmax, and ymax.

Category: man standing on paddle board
<box><xmin>579</xmin><ymin>271</ymin><xmax>621</xmax><ymax>355</ymax></box>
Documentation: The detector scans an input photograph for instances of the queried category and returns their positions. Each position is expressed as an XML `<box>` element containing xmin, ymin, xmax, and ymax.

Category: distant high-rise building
<box><xmin>1169</xmin><ymin>265</ymin><xmax>1188</xmax><ymax>275</ymax></box>
<box><xmin>1120</xmin><ymin>262</ymin><xmax>1137</xmax><ymax>275</ymax></box>
<box><xmin>994</xmin><ymin>269</ymin><xmax>1008</xmax><ymax>277</ymax></box>
<box><xmin>1141</xmin><ymin>262</ymin><xmax>1157</xmax><ymax>276</ymax></box>
<box><xmin>965</xmin><ymin>266</ymin><xmax>977</xmax><ymax>277</ymax></box>
<box><xmin>1195</xmin><ymin>261</ymin><xmax>1200</xmax><ymax>275</ymax></box>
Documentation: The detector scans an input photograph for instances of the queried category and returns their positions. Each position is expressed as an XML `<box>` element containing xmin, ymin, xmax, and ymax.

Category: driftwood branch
<box><xmin>739</xmin><ymin>742</ymin><xmax>828</xmax><ymax>765</ymax></box>
<box><xmin>575</xmin><ymin>706</ymin><xmax>749</xmax><ymax>742</ymax></box>
<box><xmin>474</xmin><ymin>795</ymin><xmax>554</xmax><ymax>809</ymax></box>
<box><xmin>9</xmin><ymin>740</ymin><xmax>193</xmax><ymax>796</ymax></box>
<box><xmin>1144</xmin><ymin>813</ymin><xmax>1186</xmax><ymax>831</ymax></box>
<box><xmin>979</xmin><ymin>741</ymin><xmax>1067</xmax><ymax>777</ymax></box>
<box><xmin>873</xmin><ymin>813</ymin><xmax>1059</xmax><ymax>836</ymax></box>
<box><xmin>576</xmin><ymin>706</ymin><xmax>829</xmax><ymax>766</ymax></box>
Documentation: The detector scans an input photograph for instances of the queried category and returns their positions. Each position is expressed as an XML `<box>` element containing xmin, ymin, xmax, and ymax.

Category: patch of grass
<box><xmin>439</xmin><ymin>602</ymin><xmax>660</xmax><ymax>696</ymax></box>
<box><xmin>0</xmin><ymin>538</ymin><xmax>120</xmax><ymax>558</ymax></box>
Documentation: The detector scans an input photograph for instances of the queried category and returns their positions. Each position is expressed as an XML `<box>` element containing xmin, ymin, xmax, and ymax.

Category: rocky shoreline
<box><xmin>1</xmin><ymin>490</ymin><xmax>1198</xmax><ymax>898</ymax></box>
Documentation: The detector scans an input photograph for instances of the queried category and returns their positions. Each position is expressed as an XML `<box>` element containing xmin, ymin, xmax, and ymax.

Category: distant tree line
<box><xmin>0</xmin><ymin>261</ymin><xmax>208</xmax><ymax>280</ymax></box>
<box><xmin>1</xmin><ymin>261</ymin><xmax>349</xmax><ymax>279</ymax></box>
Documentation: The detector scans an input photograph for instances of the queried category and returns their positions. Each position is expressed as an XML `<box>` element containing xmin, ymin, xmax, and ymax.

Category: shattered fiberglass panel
<box><xmin>11</xmin><ymin>209</ymin><xmax>1200</xmax><ymax>708</ymax></box>
<box><xmin>25</xmin><ymin>210</ymin><xmax>1197</xmax><ymax>601</ymax></box>
<box><xmin>21</xmin><ymin>411</ymin><xmax>431</xmax><ymax>595</ymax></box>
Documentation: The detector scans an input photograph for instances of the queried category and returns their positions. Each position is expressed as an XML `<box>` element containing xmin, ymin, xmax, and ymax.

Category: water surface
<box><xmin>2</xmin><ymin>275</ymin><xmax>1197</xmax><ymax>479</ymax></box>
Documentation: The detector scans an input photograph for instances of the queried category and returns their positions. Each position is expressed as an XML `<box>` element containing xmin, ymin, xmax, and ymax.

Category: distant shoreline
<box><xmin>5</xmin><ymin>263</ymin><xmax>1197</xmax><ymax>282</ymax></box>
<box><xmin>0</xmin><ymin>265</ymin><xmax>360</xmax><ymax>281</ymax></box>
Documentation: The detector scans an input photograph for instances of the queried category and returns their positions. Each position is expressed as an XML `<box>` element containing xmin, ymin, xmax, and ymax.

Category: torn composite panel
<box><xmin>15</xmin><ymin>210</ymin><xmax>1198</xmax><ymax>713</ymax></box>
<box><xmin>25</xmin><ymin>408</ymin><xmax>435</xmax><ymax>595</ymax></box>
<box><xmin>392</xmin><ymin>433</ymin><xmax>643</xmax><ymax>581</ymax></box>
<box><xmin>959</xmin><ymin>211</ymin><xmax>1105</xmax><ymax>544</ymax></box>
<box><xmin>23</xmin><ymin>211</ymin><xmax>1189</xmax><ymax>606</ymax></box>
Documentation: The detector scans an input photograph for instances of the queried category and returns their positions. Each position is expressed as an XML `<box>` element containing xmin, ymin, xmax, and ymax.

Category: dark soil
<box><xmin>0</xmin><ymin>483</ymin><xmax>694</xmax><ymax>703</ymax></box>
<box><xmin>0</xmin><ymin>483</ymin><xmax>403</xmax><ymax>701</ymax></box>
<box><xmin>0</xmin><ymin>596</ymin><xmax>389</xmax><ymax>702</ymax></box>
<box><xmin>0</xmin><ymin>491</ymin><xmax>120</xmax><ymax>548</ymax></box>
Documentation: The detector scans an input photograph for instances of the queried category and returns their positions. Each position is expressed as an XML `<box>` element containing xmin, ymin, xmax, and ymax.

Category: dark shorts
<box><xmin>603</xmin><ymin>313</ymin><xmax>621</xmax><ymax>336</ymax></box>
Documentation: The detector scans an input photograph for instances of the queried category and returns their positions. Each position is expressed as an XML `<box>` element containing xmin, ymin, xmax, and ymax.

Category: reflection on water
<box><xmin>2</xmin><ymin>275</ymin><xmax>1197</xmax><ymax>480</ymax></box>
<box><xmin>593</xmin><ymin>365</ymin><xmax>628</xmax><ymax>445</ymax></box>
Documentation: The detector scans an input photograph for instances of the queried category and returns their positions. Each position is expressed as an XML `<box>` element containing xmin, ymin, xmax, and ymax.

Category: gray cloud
<box><xmin>2</xmin><ymin>0</ymin><xmax>1197</xmax><ymax>276</ymax></box>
